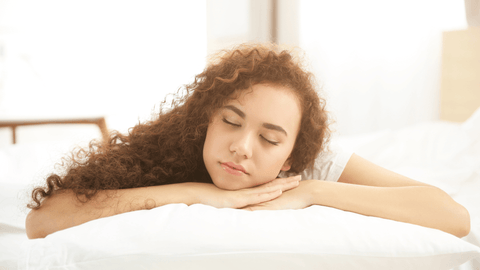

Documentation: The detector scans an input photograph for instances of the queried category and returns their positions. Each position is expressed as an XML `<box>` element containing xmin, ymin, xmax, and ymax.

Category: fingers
<box><xmin>243</xmin><ymin>175</ymin><xmax>301</xmax><ymax>205</ymax></box>
<box><xmin>263</xmin><ymin>175</ymin><xmax>301</xmax><ymax>192</ymax></box>
<box><xmin>231</xmin><ymin>175</ymin><xmax>301</xmax><ymax>208</ymax></box>
<box><xmin>282</xmin><ymin>175</ymin><xmax>301</xmax><ymax>191</ymax></box>
<box><xmin>245</xmin><ymin>188</ymin><xmax>282</xmax><ymax>206</ymax></box>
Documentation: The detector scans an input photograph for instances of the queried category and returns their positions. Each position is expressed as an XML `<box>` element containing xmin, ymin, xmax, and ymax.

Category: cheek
<box><xmin>203</xmin><ymin>126</ymin><xmax>215</xmax><ymax>160</ymax></box>
<box><xmin>255</xmin><ymin>148</ymin><xmax>292</xmax><ymax>178</ymax></box>
<box><xmin>203</xmin><ymin>122</ymin><xmax>224</xmax><ymax>165</ymax></box>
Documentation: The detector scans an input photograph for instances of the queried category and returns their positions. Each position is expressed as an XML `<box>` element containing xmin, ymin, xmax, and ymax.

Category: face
<box><xmin>203</xmin><ymin>83</ymin><xmax>302</xmax><ymax>190</ymax></box>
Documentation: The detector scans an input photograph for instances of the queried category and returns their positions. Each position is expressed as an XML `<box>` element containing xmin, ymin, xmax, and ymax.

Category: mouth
<box><xmin>220</xmin><ymin>162</ymin><xmax>247</xmax><ymax>176</ymax></box>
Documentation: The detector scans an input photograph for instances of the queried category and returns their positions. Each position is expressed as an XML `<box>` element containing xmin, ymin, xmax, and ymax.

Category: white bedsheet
<box><xmin>337</xmin><ymin>109</ymin><xmax>480</xmax><ymax>270</ymax></box>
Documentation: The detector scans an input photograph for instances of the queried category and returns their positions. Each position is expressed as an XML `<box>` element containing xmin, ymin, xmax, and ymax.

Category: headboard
<box><xmin>440</xmin><ymin>27</ymin><xmax>480</xmax><ymax>122</ymax></box>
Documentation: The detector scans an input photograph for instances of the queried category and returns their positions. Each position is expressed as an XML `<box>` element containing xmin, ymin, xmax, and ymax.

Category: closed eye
<box><xmin>222</xmin><ymin>118</ymin><xmax>240</xmax><ymax>127</ymax></box>
<box><xmin>260</xmin><ymin>135</ymin><xmax>279</xmax><ymax>146</ymax></box>
<box><xmin>223</xmin><ymin>118</ymin><xmax>278</xmax><ymax>146</ymax></box>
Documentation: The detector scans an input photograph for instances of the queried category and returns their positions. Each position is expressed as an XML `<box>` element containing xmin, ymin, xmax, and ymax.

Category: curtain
<box><xmin>465</xmin><ymin>0</ymin><xmax>480</xmax><ymax>26</ymax></box>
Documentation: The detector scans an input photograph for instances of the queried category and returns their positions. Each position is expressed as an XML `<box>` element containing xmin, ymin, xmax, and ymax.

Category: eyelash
<box><xmin>222</xmin><ymin>118</ymin><xmax>279</xmax><ymax>146</ymax></box>
<box><xmin>222</xmin><ymin>118</ymin><xmax>240</xmax><ymax>127</ymax></box>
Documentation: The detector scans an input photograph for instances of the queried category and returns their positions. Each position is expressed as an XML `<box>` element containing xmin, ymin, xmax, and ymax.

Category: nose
<box><xmin>230</xmin><ymin>130</ymin><xmax>253</xmax><ymax>159</ymax></box>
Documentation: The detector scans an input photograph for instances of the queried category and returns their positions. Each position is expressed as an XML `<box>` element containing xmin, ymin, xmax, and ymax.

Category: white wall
<box><xmin>0</xmin><ymin>0</ymin><xmax>207</xmax><ymax>145</ymax></box>
<box><xmin>206</xmin><ymin>0</ymin><xmax>274</xmax><ymax>55</ymax></box>
<box><xmin>0</xmin><ymin>0</ymin><xmax>470</xmax><ymax>145</ymax></box>
<box><xmin>299</xmin><ymin>0</ymin><xmax>468</xmax><ymax>136</ymax></box>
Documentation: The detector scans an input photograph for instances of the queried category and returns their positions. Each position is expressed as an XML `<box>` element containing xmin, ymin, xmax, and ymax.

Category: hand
<box><xmin>195</xmin><ymin>175</ymin><xmax>301</xmax><ymax>209</ymax></box>
<box><xmin>241</xmin><ymin>180</ymin><xmax>318</xmax><ymax>211</ymax></box>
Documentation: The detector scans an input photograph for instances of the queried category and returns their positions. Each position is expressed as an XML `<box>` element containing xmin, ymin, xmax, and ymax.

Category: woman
<box><xmin>25</xmin><ymin>43</ymin><xmax>470</xmax><ymax>239</ymax></box>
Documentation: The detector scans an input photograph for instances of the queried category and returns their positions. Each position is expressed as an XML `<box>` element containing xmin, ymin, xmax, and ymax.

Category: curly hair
<box><xmin>27</xmin><ymin>43</ymin><xmax>330</xmax><ymax>209</ymax></box>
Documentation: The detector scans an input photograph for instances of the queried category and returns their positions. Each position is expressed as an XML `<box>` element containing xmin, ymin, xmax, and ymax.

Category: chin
<box><xmin>212</xmin><ymin>181</ymin><xmax>242</xmax><ymax>191</ymax></box>
<box><xmin>211</xmin><ymin>176</ymin><xmax>248</xmax><ymax>191</ymax></box>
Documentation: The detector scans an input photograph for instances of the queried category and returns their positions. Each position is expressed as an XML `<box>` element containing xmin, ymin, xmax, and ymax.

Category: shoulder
<box><xmin>282</xmin><ymin>142</ymin><xmax>353</xmax><ymax>182</ymax></box>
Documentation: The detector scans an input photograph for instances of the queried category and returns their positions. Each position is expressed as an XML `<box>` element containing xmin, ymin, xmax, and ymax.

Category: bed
<box><xmin>2</xmin><ymin>28</ymin><xmax>480</xmax><ymax>270</ymax></box>
<box><xmin>0</xmin><ymin>108</ymin><xmax>479</xmax><ymax>270</ymax></box>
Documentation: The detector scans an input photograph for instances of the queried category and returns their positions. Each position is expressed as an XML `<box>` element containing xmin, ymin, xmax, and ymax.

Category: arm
<box><xmin>246</xmin><ymin>154</ymin><xmax>471</xmax><ymax>238</ymax></box>
<box><xmin>330</xmin><ymin>154</ymin><xmax>470</xmax><ymax>237</ymax></box>
<box><xmin>26</xmin><ymin>177</ymin><xmax>300</xmax><ymax>239</ymax></box>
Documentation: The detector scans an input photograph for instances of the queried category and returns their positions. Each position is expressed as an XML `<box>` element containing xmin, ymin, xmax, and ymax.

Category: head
<box><xmin>184</xmin><ymin>43</ymin><xmax>330</xmax><ymax>189</ymax></box>
<box><xmin>27</xmin><ymin>43</ymin><xmax>329</xmax><ymax>210</ymax></box>
<box><xmin>203</xmin><ymin>83</ymin><xmax>301</xmax><ymax>190</ymax></box>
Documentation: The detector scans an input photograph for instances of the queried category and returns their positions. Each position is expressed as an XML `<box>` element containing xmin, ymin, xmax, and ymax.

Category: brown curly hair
<box><xmin>28</xmin><ymin>43</ymin><xmax>330</xmax><ymax>209</ymax></box>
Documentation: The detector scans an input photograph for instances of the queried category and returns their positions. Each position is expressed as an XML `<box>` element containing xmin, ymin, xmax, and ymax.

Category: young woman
<box><xmin>25</xmin><ymin>43</ymin><xmax>470</xmax><ymax>239</ymax></box>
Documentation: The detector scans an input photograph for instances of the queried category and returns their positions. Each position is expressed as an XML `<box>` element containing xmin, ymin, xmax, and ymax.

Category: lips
<box><xmin>221</xmin><ymin>162</ymin><xmax>247</xmax><ymax>176</ymax></box>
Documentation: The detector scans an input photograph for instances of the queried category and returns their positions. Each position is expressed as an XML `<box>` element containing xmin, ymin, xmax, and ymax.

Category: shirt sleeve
<box><xmin>280</xmin><ymin>142</ymin><xmax>353</xmax><ymax>182</ymax></box>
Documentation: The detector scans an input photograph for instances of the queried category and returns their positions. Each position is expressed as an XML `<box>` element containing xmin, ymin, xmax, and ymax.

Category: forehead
<box><xmin>232</xmin><ymin>84</ymin><xmax>299</xmax><ymax>107</ymax></box>
<box><xmin>223</xmin><ymin>84</ymin><xmax>301</xmax><ymax>135</ymax></box>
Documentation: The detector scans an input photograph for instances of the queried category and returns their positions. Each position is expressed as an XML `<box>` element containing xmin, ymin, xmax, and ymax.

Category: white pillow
<box><xmin>0</xmin><ymin>183</ymin><xmax>29</xmax><ymax>269</ymax></box>
<box><xmin>20</xmin><ymin>204</ymin><xmax>480</xmax><ymax>270</ymax></box>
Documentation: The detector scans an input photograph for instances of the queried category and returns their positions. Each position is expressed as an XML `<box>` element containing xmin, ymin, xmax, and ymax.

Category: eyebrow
<box><xmin>223</xmin><ymin>105</ymin><xmax>288</xmax><ymax>137</ymax></box>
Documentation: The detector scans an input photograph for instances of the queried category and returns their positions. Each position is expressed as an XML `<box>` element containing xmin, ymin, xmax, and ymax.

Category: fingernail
<box><xmin>295</xmin><ymin>175</ymin><xmax>302</xmax><ymax>180</ymax></box>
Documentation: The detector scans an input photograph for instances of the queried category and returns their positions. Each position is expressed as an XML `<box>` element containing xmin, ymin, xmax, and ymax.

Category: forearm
<box><xmin>26</xmin><ymin>176</ymin><xmax>301</xmax><ymax>239</ymax></box>
<box><xmin>310</xmin><ymin>180</ymin><xmax>470</xmax><ymax>237</ymax></box>
<box><xmin>26</xmin><ymin>182</ymin><xmax>204</xmax><ymax>239</ymax></box>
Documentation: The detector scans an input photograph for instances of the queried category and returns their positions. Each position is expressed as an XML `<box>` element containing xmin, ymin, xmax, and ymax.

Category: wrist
<box><xmin>177</xmin><ymin>182</ymin><xmax>208</xmax><ymax>205</ymax></box>
<box><xmin>307</xmin><ymin>179</ymin><xmax>328</xmax><ymax>206</ymax></box>
<box><xmin>182</xmin><ymin>182</ymin><xmax>227</xmax><ymax>207</ymax></box>
<box><xmin>143</xmin><ymin>182</ymin><xmax>207</xmax><ymax>207</ymax></box>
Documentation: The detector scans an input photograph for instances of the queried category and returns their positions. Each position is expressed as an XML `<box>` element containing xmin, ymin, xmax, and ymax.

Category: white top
<box><xmin>280</xmin><ymin>142</ymin><xmax>353</xmax><ymax>182</ymax></box>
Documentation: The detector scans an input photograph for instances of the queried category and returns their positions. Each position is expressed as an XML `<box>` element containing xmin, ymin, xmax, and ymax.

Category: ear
<box><xmin>280</xmin><ymin>159</ymin><xmax>292</xmax><ymax>171</ymax></box>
